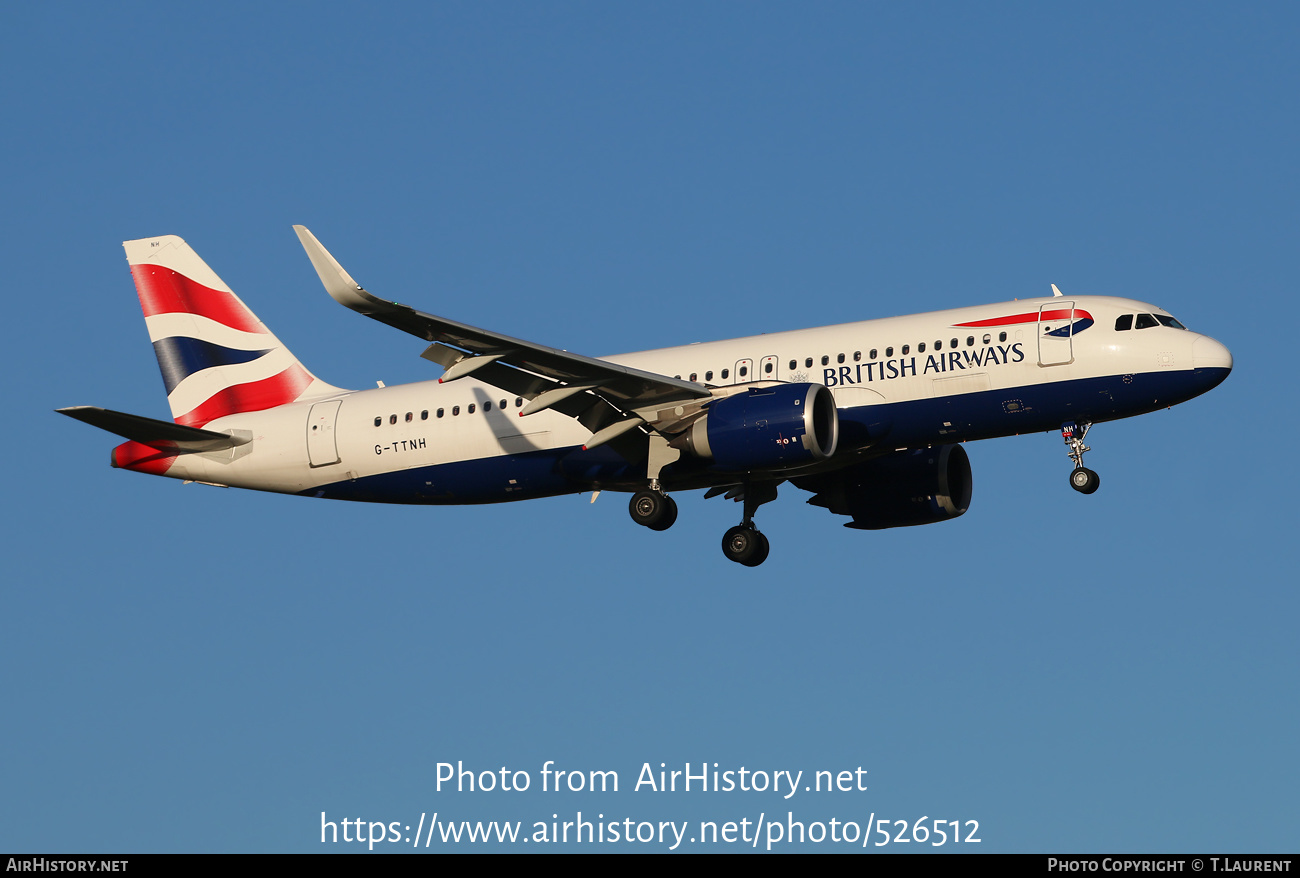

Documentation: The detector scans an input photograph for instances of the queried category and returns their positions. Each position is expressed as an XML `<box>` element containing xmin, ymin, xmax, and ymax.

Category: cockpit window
<box><xmin>1115</xmin><ymin>314</ymin><xmax>1133</xmax><ymax>331</ymax></box>
<box><xmin>1135</xmin><ymin>313</ymin><xmax>1159</xmax><ymax>329</ymax></box>
<box><xmin>1154</xmin><ymin>314</ymin><xmax>1187</xmax><ymax>330</ymax></box>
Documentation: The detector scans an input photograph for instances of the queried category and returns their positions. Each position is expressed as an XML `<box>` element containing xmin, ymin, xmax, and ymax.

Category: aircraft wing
<box><xmin>294</xmin><ymin>226</ymin><xmax>713</xmax><ymax>438</ymax></box>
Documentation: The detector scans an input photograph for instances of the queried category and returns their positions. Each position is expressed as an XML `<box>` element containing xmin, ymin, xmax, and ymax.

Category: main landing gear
<box><xmin>722</xmin><ymin>525</ymin><xmax>769</xmax><ymax>567</ymax></box>
<box><xmin>628</xmin><ymin>484</ymin><xmax>678</xmax><ymax>531</ymax></box>
<box><xmin>628</xmin><ymin>480</ymin><xmax>779</xmax><ymax>567</ymax></box>
<box><xmin>626</xmin><ymin>481</ymin><xmax>774</xmax><ymax>569</ymax></box>
<box><xmin>1062</xmin><ymin>421</ymin><xmax>1100</xmax><ymax>495</ymax></box>
<box><xmin>720</xmin><ymin>481</ymin><xmax>779</xmax><ymax>567</ymax></box>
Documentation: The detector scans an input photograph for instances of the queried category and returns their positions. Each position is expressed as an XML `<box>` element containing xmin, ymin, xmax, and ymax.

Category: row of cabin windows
<box><xmin>681</xmin><ymin>366</ymin><xmax>742</xmax><ymax>382</ymax></box>
<box><xmin>674</xmin><ymin>332</ymin><xmax>1010</xmax><ymax>383</ymax></box>
<box><xmin>374</xmin><ymin>328</ymin><xmax>1024</xmax><ymax>418</ymax></box>
<box><xmin>374</xmin><ymin>397</ymin><xmax>526</xmax><ymax>427</ymax></box>
<box><xmin>796</xmin><ymin>332</ymin><xmax>1007</xmax><ymax>369</ymax></box>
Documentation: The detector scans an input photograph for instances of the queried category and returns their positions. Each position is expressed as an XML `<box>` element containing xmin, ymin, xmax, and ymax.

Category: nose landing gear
<box><xmin>1062</xmin><ymin>421</ymin><xmax>1100</xmax><ymax>494</ymax></box>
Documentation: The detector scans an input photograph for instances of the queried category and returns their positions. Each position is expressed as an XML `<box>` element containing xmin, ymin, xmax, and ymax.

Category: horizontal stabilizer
<box><xmin>57</xmin><ymin>406</ymin><xmax>250</xmax><ymax>453</ymax></box>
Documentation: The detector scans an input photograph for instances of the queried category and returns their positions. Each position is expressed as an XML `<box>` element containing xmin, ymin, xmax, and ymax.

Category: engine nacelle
<box><xmin>797</xmin><ymin>444</ymin><xmax>972</xmax><ymax>529</ymax></box>
<box><xmin>677</xmin><ymin>383</ymin><xmax>839</xmax><ymax>472</ymax></box>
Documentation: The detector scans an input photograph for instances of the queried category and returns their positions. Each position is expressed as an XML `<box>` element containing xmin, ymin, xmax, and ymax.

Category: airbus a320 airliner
<box><xmin>60</xmin><ymin>228</ymin><xmax>1232</xmax><ymax>566</ymax></box>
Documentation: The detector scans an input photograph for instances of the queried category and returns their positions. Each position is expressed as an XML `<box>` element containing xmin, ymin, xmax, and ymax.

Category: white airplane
<box><xmin>60</xmin><ymin>228</ymin><xmax>1233</xmax><ymax>566</ymax></box>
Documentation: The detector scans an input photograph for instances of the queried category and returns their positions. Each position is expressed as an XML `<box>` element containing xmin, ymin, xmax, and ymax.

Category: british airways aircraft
<box><xmin>60</xmin><ymin>228</ymin><xmax>1232</xmax><ymax>566</ymax></box>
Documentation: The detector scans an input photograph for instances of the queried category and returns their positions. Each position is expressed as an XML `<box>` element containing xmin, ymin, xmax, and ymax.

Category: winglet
<box><xmin>294</xmin><ymin>225</ymin><xmax>391</xmax><ymax>316</ymax></box>
<box><xmin>1051</xmin><ymin>283</ymin><xmax>1064</xmax><ymax>297</ymax></box>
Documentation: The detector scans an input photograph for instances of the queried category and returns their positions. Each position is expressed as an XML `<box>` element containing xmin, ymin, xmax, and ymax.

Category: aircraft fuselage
<box><xmin>158</xmin><ymin>295</ymin><xmax>1230</xmax><ymax>504</ymax></box>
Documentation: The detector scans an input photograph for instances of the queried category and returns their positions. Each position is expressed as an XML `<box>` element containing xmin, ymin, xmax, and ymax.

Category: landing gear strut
<box><xmin>720</xmin><ymin>481</ymin><xmax>779</xmax><ymax>567</ymax></box>
<box><xmin>1062</xmin><ymin>421</ymin><xmax>1100</xmax><ymax>495</ymax></box>
<box><xmin>629</xmin><ymin>486</ymin><xmax>677</xmax><ymax>531</ymax></box>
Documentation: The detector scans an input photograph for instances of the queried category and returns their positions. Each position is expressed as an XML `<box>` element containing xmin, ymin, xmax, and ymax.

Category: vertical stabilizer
<box><xmin>124</xmin><ymin>235</ymin><xmax>345</xmax><ymax>427</ymax></box>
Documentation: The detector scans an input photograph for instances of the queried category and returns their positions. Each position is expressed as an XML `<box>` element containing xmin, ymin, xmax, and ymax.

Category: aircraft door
<box><xmin>759</xmin><ymin>355</ymin><xmax>779</xmax><ymax>381</ymax></box>
<box><xmin>1038</xmin><ymin>301</ymin><xmax>1075</xmax><ymax>366</ymax></box>
<box><xmin>734</xmin><ymin>358</ymin><xmax>754</xmax><ymax>384</ymax></box>
<box><xmin>307</xmin><ymin>400</ymin><xmax>342</xmax><ymax>467</ymax></box>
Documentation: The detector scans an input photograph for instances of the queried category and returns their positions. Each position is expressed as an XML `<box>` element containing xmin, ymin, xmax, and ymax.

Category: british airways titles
<box><xmin>821</xmin><ymin>342</ymin><xmax>1026</xmax><ymax>388</ymax></box>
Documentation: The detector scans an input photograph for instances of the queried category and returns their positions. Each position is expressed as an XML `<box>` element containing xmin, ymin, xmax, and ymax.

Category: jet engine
<box><xmin>675</xmin><ymin>383</ymin><xmax>839</xmax><ymax>471</ymax></box>
<box><xmin>796</xmin><ymin>444</ymin><xmax>972</xmax><ymax>529</ymax></box>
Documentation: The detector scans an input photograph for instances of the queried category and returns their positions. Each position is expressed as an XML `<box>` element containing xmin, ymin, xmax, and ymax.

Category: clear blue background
<box><xmin>2</xmin><ymin>2</ymin><xmax>1294</xmax><ymax>853</ymax></box>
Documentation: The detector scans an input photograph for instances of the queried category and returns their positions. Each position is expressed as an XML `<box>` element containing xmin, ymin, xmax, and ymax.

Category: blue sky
<box><xmin>2</xmin><ymin>2</ymin><xmax>1296</xmax><ymax>853</ymax></box>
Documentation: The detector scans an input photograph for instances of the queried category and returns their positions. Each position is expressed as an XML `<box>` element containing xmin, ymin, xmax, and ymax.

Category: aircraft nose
<box><xmin>1192</xmin><ymin>335</ymin><xmax>1233</xmax><ymax>372</ymax></box>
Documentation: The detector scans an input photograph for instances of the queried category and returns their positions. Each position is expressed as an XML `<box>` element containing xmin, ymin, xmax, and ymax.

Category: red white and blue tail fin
<box><xmin>125</xmin><ymin>235</ymin><xmax>345</xmax><ymax>427</ymax></box>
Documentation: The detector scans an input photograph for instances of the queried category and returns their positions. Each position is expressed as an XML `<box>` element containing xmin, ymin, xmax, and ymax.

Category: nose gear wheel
<box><xmin>1069</xmin><ymin>466</ymin><xmax>1100</xmax><ymax>494</ymax></box>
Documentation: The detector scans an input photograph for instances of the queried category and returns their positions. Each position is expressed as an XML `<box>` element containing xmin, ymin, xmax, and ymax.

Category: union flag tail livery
<box><xmin>60</xmin><ymin>228</ymin><xmax>1233</xmax><ymax>567</ymax></box>
<box><xmin>125</xmin><ymin>235</ymin><xmax>342</xmax><ymax>427</ymax></box>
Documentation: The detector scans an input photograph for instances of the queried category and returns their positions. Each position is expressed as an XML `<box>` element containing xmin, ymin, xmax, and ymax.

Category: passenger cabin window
<box><xmin>853</xmin><ymin>351</ymin><xmax>861</xmax><ymax>361</ymax></box>
<box><xmin>721</xmin><ymin>368</ymin><xmax>729</xmax><ymax>379</ymax></box>
<box><xmin>484</xmin><ymin>401</ymin><xmax>492</xmax><ymax>411</ymax></box>
<box><xmin>935</xmin><ymin>339</ymin><xmax>942</xmax><ymax>350</ymax></box>
<box><xmin>706</xmin><ymin>371</ymin><xmax>714</xmax><ymax>381</ymax></box>
<box><xmin>421</xmin><ymin>410</ymin><xmax>428</xmax><ymax>420</ymax></box>
<box><xmin>901</xmin><ymin>344</ymin><xmax>910</xmax><ymax>355</ymax></box>
<box><xmin>950</xmin><ymin>338</ymin><xmax>958</xmax><ymax>348</ymax></box>
<box><xmin>1135</xmin><ymin>313</ymin><xmax>1159</xmax><ymax>329</ymax></box>
<box><xmin>787</xmin><ymin>361</ymin><xmax>796</xmax><ymax>370</ymax></box>
<box><xmin>763</xmin><ymin>361</ymin><xmax>773</xmax><ymax>374</ymax></box>
<box><xmin>885</xmin><ymin>347</ymin><xmax>893</xmax><ymax>357</ymax></box>
<box><xmin>821</xmin><ymin>356</ymin><xmax>829</xmax><ymax>366</ymax></box>
<box><xmin>374</xmin><ymin>417</ymin><xmax>381</xmax><ymax>427</ymax></box>
<box><xmin>689</xmin><ymin>373</ymin><xmax>697</xmax><ymax>382</ymax></box>
<box><xmin>468</xmin><ymin>403</ymin><xmax>476</xmax><ymax>414</ymax></box>
<box><xmin>805</xmin><ymin>358</ymin><xmax>813</xmax><ymax>368</ymax></box>
<box><xmin>983</xmin><ymin>333</ymin><xmax>991</xmax><ymax>344</ymax></box>
<box><xmin>452</xmin><ymin>406</ymin><xmax>460</xmax><ymax>416</ymax></box>
<box><xmin>837</xmin><ymin>353</ymin><xmax>845</xmax><ymax>364</ymax></box>
<box><xmin>389</xmin><ymin>414</ymin><xmax>397</xmax><ymax>425</ymax></box>
<box><xmin>515</xmin><ymin>398</ymin><xmax>523</xmax><ymax>407</ymax></box>
<box><xmin>998</xmin><ymin>332</ymin><xmax>1007</xmax><ymax>342</ymax></box>
<box><xmin>967</xmin><ymin>336</ymin><xmax>975</xmax><ymax>347</ymax></box>
<box><xmin>739</xmin><ymin>365</ymin><xmax>748</xmax><ymax>377</ymax></box>
<box><xmin>1115</xmin><ymin>314</ymin><xmax>1133</xmax><ymax>331</ymax></box>
<box><xmin>405</xmin><ymin>412</ymin><xmax>413</xmax><ymax>422</ymax></box>
<box><xmin>437</xmin><ymin>408</ymin><xmax>445</xmax><ymax>418</ymax></box>
<box><xmin>918</xmin><ymin>342</ymin><xmax>926</xmax><ymax>353</ymax></box>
